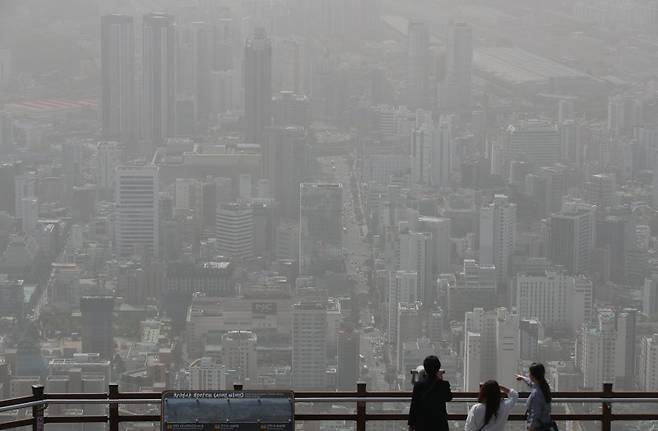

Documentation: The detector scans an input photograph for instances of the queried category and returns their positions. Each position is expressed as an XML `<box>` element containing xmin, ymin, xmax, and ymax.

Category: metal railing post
<box><xmin>109</xmin><ymin>384</ymin><xmax>119</xmax><ymax>431</ymax></box>
<box><xmin>356</xmin><ymin>382</ymin><xmax>367</xmax><ymax>431</ymax></box>
<box><xmin>602</xmin><ymin>383</ymin><xmax>613</xmax><ymax>431</ymax></box>
<box><xmin>31</xmin><ymin>385</ymin><xmax>44</xmax><ymax>431</ymax></box>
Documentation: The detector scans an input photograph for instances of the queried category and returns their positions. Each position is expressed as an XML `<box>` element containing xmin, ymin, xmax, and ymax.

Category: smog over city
<box><xmin>0</xmin><ymin>0</ymin><xmax>658</xmax><ymax>430</ymax></box>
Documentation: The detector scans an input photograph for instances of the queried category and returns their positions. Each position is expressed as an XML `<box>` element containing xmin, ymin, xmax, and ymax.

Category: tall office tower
<box><xmin>221</xmin><ymin>330</ymin><xmax>258</xmax><ymax>384</ymax></box>
<box><xmin>142</xmin><ymin>13</ymin><xmax>176</xmax><ymax>149</ymax></box>
<box><xmin>407</xmin><ymin>20</ymin><xmax>430</xmax><ymax>109</ymax></box>
<box><xmin>0</xmin><ymin>111</ymin><xmax>14</xmax><ymax>152</ymax></box>
<box><xmin>292</xmin><ymin>300</ymin><xmax>328</xmax><ymax>390</ymax></box>
<box><xmin>190</xmin><ymin>22</ymin><xmax>212</xmax><ymax>125</ymax></box>
<box><xmin>14</xmin><ymin>172</ymin><xmax>36</xmax><ymax>219</ymax></box>
<box><xmin>519</xmin><ymin>319</ymin><xmax>543</xmax><ymax>361</ymax></box>
<box><xmin>446</xmin><ymin>260</ymin><xmax>497</xmax><ymax>321</ymax></box>
<box><xmin>101</xmin><ymin>14</ymin><xmax>135</xmax><ymax>143</ymax></box>
<box><xmin>548</xmin><ymin>202</ymin><xmax>596</xmax><ymax>275</ymax></box>
<box><xmin>399</xmin><ymin>230</ymin><xmax>434</xmax><ymax>305</ymax></box>
<box><xmin>212</xmin><ymin>18</ymin><xmax>234</xmax><ymax>72</ymax></box>
<box><xmin>263</xmin><ymin>127</ymin><xmax>308</xmax><ymax>219</ymax></box>
<box><xmin>502</xmin><ymin>120</ymin><xmax>560</xmax><ymax>170</ymax></box>
<box><xmin>479</xmin><ymin>195</ymin><xmax>516</xmax><ymax>286</ymax></box>
<box><xmin>584</xmin><ymin>173</ymin><xmax>617</xmax><ymax>209</ymax></box>
<box><xmin>534</xmin><ymin>165</ymin><xmax>568</xmax><ymax>215</ymax></box>
<box><xmin>299</xmin><ymin>183</ymin><xmax>343</xmax><ymax>275</ymax></box>
<box><xmin>418</xmin><ymin>216</ymin><xmax>452</xmax><ymax>275</ymax></box>
<box><xmin>0</xmin><ymin>163</ymin><xmax>17</xmax><ymax>214</ymax></box>
<box><xmin>644</xmin><ymin>276</ymin><xmax>658</xmax><ymax>317</ymax></box>
<box><xmin>640</xmin><ymin>334</ymin><xmax>658</xmax><ymax>390</ymax></box>
<box><xmin>615</xmin><ymin>309</ymin><xmax>637</xmax><ymax>389</ymax></box>
<box><xmin>215</xmin><ymin>203</ymin><xmax>254</xmax><ymax>261</ymax></box>
<box><xmin>442</xmin><ymin>22</ymin><xmax>473</xmax><ymax>110</ymax></box>
<box><xmin>114</xmin><ymin>165</ymin><xmax>159</xmax><ymax>257</ymax></box>
<box><xmin>607</xmin><ymin>94</ymin><xmax>643</xmax><ymax>138</ymax></box>
<box><xmin>244</xmin><ymin>28</ymin><xmax>272</xmax><ymax>143</ymax></box>
<box><xmin>272</xmin><ymin>38</ymin><xmax>301</xmax><ymax>93</ymax></box>
<box><xmin>516</xmin><ymin>271</ymin><xmax>593</xmax><ymax>332</ymax></box>
<box><xmin>337</xmin><ymin>326</ymin><xmax>360</xmax><ymax>390</ymax></box>
<box><xmin>578</xmin><ymin>309</ymin><xmax>617</xmax><ymax>390</ymax></box>
<box><xmin>96</xmin><ymin>141</ymin><xmax>123</xmax><ymax>192</ymax></box>
<box><xmin>410</xmin><ymin>125</ymin><xmax>432</xmax><ymax>185</ymax></box>
<box><xmin>80</xmin><ymin>296</ymin><xmax>114</xmax><ymax>359</ymax></box>
<box><xmin>396</xmin><ymin>302</ymin><xmax>422</xmax><ymax>371</ymax></box>
<box><xmin>653</xmin><ymin>150</ymin><xmax>658</xmax><ymax>209</ymax></box>
<box><xmin>411</xmin><ymin>118</ymin><xmax>453</xmax><ymax>187</ymax></box>
<box><xmin>20</xmin><ymin>197</ymin><xmax>38</xmax><ymax>234</ymax></box>
<box><xmin>559</xmin><ymin>119</ymin><xmax>586</xmax><ymax>166</ymax></box>
<box><xmin>387</xmin><ymin>271</ymin><xmax>418</xmax><ymax>344</ymax></box>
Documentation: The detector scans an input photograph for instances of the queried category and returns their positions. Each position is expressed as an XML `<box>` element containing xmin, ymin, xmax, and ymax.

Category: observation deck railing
<box><xmin>0</xmin><ymin>382</ymin><xmax>656</xmax><ymax>431</ymax></box>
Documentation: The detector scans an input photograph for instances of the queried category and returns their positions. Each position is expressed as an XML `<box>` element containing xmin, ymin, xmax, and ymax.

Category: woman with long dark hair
<box><xmin>408</xmin><ymin>355</ymin><xmax>453</xmax><ymax>431</ymax></box>
<box><xmin>464</xmin><ymin>380</ymin><xmax>518</xmax><ymax>431</ymax></box>
<box><xmin>517</xmin><ymin>363</ymin><xmax>557</xmax><ymax>431</ymax></box>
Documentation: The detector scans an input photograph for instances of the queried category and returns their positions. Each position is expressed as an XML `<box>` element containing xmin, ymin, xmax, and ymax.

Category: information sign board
<box><xmin>161</xmin><ymin>391</ymin><xmax>294</xmax><ymax>431</ymax></box>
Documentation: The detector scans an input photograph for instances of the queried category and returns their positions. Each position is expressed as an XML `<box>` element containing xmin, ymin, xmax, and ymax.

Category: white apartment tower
<box><xmin>114</xmin><ymin>165</ymin><xmax>159</xmax><ymax>257</ymax></box>
<box><xmin>640</xmin><ymin>334</ymin><xmax>658</xmax><ymax>390</ymax></box>
<box><xmin>463</xmin><ymin>307</ymin><xmax>519</xmax><ymax>391</ymax></box>
<box><xmin>480</xmin><ymin>195</ymin><xmax>516</xmax><ymax>286</ymax></box>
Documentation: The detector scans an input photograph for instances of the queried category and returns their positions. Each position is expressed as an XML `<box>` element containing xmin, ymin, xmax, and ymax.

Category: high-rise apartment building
<box><xmin>479</xmin><ymin>194</ymin><xmax>516</xmax><ymax>286</ymax></box>
<box><xmin>640</xmin><ymin>334</ymin><xmax>658</xmax><ymax>390</ymax></box>
<box><xmin>114</xmin><ymin>165</ymin><xmax>159</xmax><ymax>257</ymax></box>
<box><xmin>221</xmin><ymin>330</ymin><xmax>257</xmax><ymax>384</ymax></box>
<box><xmin>516</xmin><ymin>271</ymin><xmax>593</xmax><ymax>332</ymax></box>
<box><xmin>578</xmin><ymin>309</ymin><xmax>617</xmax><ymax>390</ymax></box>
<box><xmin>463</xmin><ymin>308</ymin><xmax>519</xmax><ymax>391</ymax></box>
<box><xmin>101</xmin><ymin>14</ymin><xmax>135</xmax><ymax>143</ymax></box>
<box><xmin>292</xmin><ymin>300</ymin><xmax>327</xmax><ymax>390</ymax></box>
<box><xmin>244</xmin><ymin>28</ymin><xmax>272</xmax><ymax>143</ymax></box>
<box><xmin>189</xmin><ymin>357</ymin><xmax>225</xmax><ymax>390</ymax></box>
<box><xmin>299</xmin><ymin>183</ymin><xmax>343</xmax><ymax>275</ymax></box>
<box><xmin>142</xmin><ymin>13</ymin><xmax>176</xmax><ymax>149</ymax></box>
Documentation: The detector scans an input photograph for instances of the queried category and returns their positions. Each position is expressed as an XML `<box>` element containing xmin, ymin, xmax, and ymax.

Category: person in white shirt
<box><xmin>464</xmin><ymin>380</ymin><xmax>519</xmax><ymax>431</ymax></box>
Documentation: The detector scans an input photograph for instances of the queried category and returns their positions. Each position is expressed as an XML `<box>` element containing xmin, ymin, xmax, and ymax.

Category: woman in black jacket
<box><xmin>408</xmin><ymin>355</ymin><xmax>453</xmax><ymax>431</ymax></box>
